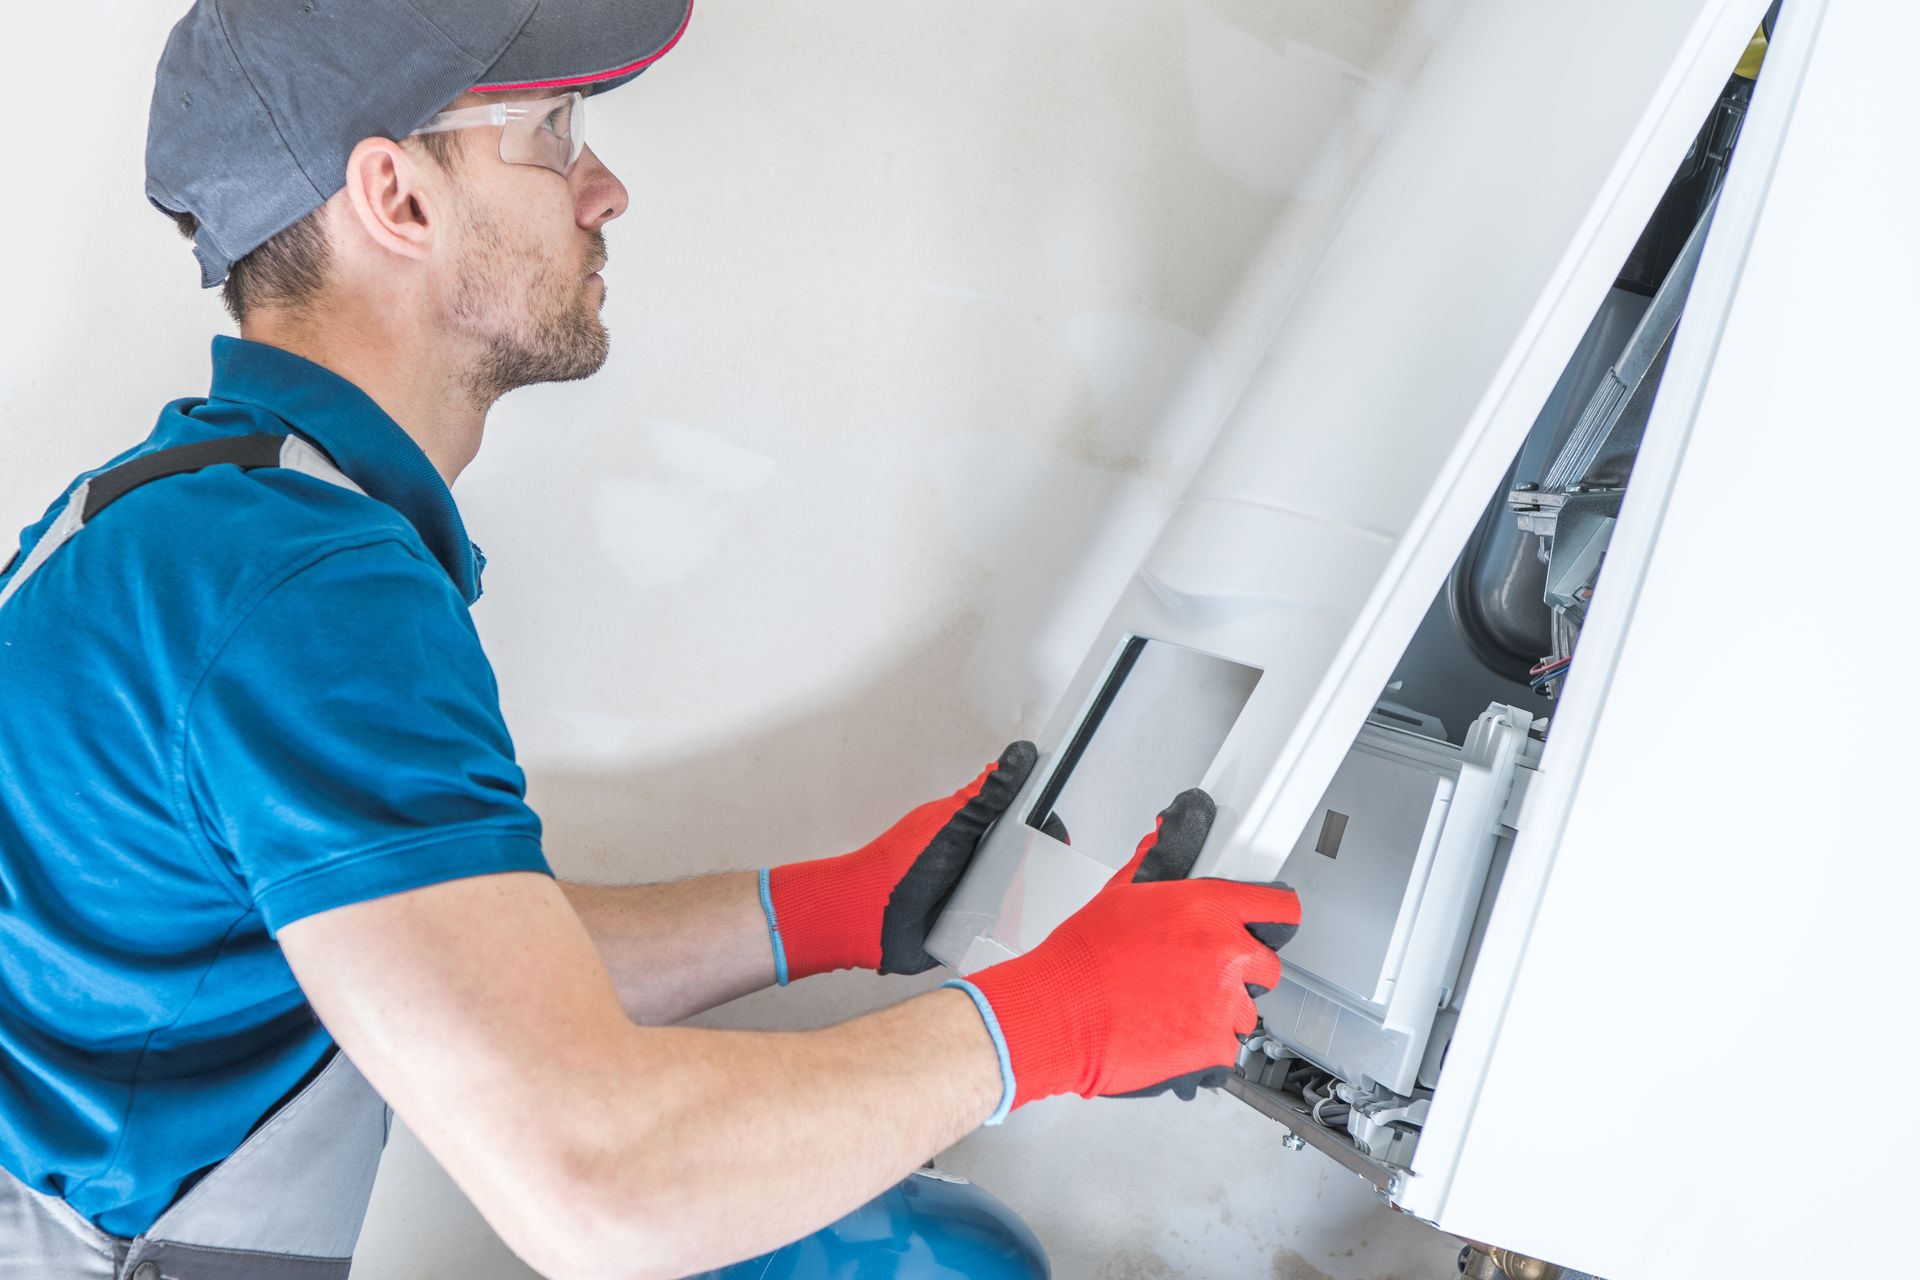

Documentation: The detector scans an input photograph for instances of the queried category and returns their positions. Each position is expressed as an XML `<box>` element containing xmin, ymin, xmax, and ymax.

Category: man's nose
<box><xmin>574</xmin><ymin>145</ymin><xmax>629</xmax><ymax>228</ymax></box>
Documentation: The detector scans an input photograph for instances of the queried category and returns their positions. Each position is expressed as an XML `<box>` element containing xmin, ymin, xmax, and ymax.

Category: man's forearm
<box><xmin>285</xmin><ymin>874</ymin><xmax>1004</xmax><ymax>1280</ymax></box>
<box><xmin>561</xmin><ymin>873</ymin><xmax>775</xmax><ymax>1024</ymax></box>
<box><xmin>548</xmin><ymin>986</ymin><xmax>1003</xmax><ymax>1278</ymax></box>
<box><xmin>560</xmin><ymin>744</ymin><xmax>1038</xmax><ymax>1025</ymax></box>
<box><xmin>287</xmin><ymin>771</ymin><xmax>1291</xmax><ymax>1279</ymax></box>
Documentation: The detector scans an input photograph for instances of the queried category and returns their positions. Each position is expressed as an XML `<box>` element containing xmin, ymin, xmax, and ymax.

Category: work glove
<box><xmin>944</xmin><ymin>789</ymin><xmax>1300</xmax><ymax>1122</ymax></box>
<box><xmin>761</xmin><ymin>741</ymin><xmax>1038</xmax><ymax>983</ymax></box>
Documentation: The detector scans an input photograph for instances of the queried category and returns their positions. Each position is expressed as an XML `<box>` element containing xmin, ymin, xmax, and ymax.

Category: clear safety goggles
<box><xmin>410</xmin><ymin>91</ymin><xmax>587</xmax><ymax>177</ymax></box>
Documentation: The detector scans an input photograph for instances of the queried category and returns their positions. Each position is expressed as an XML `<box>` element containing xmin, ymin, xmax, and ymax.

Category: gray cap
<box><xmin>146</xmin><ymin>0</ymin><xmax>693</xmax><ymax>288</ymax></box>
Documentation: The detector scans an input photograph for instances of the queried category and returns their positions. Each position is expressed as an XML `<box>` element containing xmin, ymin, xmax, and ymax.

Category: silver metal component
<box><xmin>1541</xmin><ymin>491</ymin><xmax>1623</xmax><ymax>624</ymax></box>
<box><xmin>1281</xmin><ymin>1133</ymin><xmax>1306</xmax><ymax>1152</ymax></box>
<box><xmin>1478</xmin><ymin>188</ymin><xmax>1722</xmax><ymax>703</ymax></box>
<box><xmin>1459</xmin><ymin>1245</ymin><xmax>1587</xmax><ymax>1280</ymax></box>
<box><xmin>1224</xmin><ymin>1074</ymin><xmax>1397</xmax><ymax>1194</ymax></box>
<box><xmin>1460</xmin><ymin>1249</ymin><xmax>1505</xmax><ymax>1280</ymax></box>
<box><xmin>1344</xmin><ymin>1089</ymin><xmax>1430</xmax><ymax>1165</ymax></box>
<box><xmin>1453</xmin><ymin>286</ymin><xmax>1654</xmax><ymax>676</ymax></box>
<box><xmin>1540</xmin><ymin>190</ymin><xmax>1720</xmax><ymax>493</ymax></box>
<box><xmin>1507</xmin><ymin>487</ymin><xmax>1567</xmax><ymax>537</ymax></box>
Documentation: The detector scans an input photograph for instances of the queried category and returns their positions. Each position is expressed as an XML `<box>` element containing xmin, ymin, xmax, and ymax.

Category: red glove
<box><xmin>763</xmin><ymin>742</ymin><xmax>1037</xmax><ymax>982</ymax></box>
<box><xmin>946</xmin><ymin>789</ymin><xmax>1299</xmax><ymax>1121</ymax></box>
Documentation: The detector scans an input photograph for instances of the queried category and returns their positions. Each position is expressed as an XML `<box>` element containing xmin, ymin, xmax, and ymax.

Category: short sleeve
<box><xmin>185</xmin><ymin>538</ymin><xmax>549</xmax><ymax>934</ymax></box>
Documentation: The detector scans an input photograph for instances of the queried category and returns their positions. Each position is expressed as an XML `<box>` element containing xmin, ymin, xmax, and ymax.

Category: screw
<box><xmin>1514</xmin><ymin>481</ymin><xmax>1540</xmax><ymax>492</ymax></box>
<box><xmin>1281</xmin><ymin>1132</ymin><xmax>1306</xmax><ymax>1152</ymax></box>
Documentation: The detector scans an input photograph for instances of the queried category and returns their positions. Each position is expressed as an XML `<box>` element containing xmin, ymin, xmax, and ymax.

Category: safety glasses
<box><xmin>409</xmin><ymin>91</ymin><xmax>587</xmax><ymax>177</ymax></box>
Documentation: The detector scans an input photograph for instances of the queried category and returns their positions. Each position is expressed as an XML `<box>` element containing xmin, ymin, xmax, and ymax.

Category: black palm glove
<box><xmin>764</xmin><ymin>741</ymin><xmax>1038</xmax><ymax>981</ymax></box>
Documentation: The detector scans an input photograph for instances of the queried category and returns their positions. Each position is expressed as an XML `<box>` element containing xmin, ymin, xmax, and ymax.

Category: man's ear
<box><xmin>339</xmin><ymin>137</ymin><xmax>441</xmax><ymax>268</ymax></box>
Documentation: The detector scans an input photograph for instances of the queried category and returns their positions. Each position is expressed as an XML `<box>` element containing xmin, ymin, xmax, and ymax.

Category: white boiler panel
<box><xmin>927</xmin><ymin>0</ymin><xmax>1773</xmax><ymax>974</ymax></box>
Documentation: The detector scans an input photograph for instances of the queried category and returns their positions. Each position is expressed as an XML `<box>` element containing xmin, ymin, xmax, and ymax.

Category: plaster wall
<box><xmin>4</xmin><ymin>2</ymin><xmax>1466</xmax><ymax>1275</ymax></box>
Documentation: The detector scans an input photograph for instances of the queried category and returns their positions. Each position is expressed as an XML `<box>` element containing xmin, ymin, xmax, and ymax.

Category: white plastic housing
<box><xmin>926</xmin><ymin>0</ymin><xmax>1772</xmax><ymax>973</ymax></box>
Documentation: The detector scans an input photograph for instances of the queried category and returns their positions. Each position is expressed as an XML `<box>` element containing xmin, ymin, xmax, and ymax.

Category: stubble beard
<box><xmin>451</xmin><ymin>207</ymin><xmax>610</xmax><ymax>407</ymax></box>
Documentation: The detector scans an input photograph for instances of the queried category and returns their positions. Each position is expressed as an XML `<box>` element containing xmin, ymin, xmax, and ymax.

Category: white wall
<box><xmin>6</xmin><ymin>2</ymin><xmax>1465</xmax><ymax>1275</ymax></box>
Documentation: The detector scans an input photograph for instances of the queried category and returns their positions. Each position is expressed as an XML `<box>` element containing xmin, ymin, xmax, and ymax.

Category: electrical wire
<box><xmin>1291</xmin><ymin>1071</ymin><xmax>1350</xmax><ymax>1128</ymax></box>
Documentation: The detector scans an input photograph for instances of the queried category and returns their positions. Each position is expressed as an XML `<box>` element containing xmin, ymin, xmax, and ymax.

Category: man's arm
<box><xmin>556</xmin><ymin>741</ymin><xmax>1041</xmax><ymax>1026</ymax></box>
<box><xmin>280</xmin><ymin>791</ymin><xmax>1299</xmax><ymax>1279</ymax></box>
<box><xmin>560</xmin><ymin>874</ymin><xmax>775</xmax><ymax>1024</ymax></box>
<box><xmin>280</xmin><ymin>871</ymin><xmax>1000</xmax><ymax>1280</ymax></box>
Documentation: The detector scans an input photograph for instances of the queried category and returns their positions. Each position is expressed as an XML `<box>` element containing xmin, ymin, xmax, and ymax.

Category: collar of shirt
<box><xmin>205</xmin><ymin>335</ymin><xmax>485</xmax><ymax>604</ymax></box>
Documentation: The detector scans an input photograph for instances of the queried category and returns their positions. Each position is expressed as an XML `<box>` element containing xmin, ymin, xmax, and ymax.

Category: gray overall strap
<box><xmin>0</xmin><ymin>434</ymin><xmax>391</xmax><ymax>1278</ymax></box>
<box><xmin>0</xmin><ymin>433</ymin><xmax>363</xmax><ymax>611</ymax></box>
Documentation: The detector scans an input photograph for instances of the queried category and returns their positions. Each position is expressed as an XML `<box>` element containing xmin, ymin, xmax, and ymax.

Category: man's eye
<box><xmin>540</xmin><ymin>107</ymin><xmax>568</xmax><ymax>135</ymax></box>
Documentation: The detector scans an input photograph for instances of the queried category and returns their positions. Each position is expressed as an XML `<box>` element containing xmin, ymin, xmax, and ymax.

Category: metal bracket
<box><xmin>1225</xmin><ymin>1073</ymin><xmax>1399</xmax><ymax>1194</ymax></box>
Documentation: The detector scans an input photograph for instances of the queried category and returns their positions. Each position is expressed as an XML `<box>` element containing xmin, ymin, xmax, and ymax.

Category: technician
<box><xmin>0</xmin><ymin>3</ymin><xmax>1302</xmax><ymax>1277</ymax></box>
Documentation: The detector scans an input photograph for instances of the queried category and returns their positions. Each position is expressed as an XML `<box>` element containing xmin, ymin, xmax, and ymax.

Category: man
<box><xmin>0</xmin><ymin>2</ymin><xmax>1302</xmax><ymax>1276</ymax></box>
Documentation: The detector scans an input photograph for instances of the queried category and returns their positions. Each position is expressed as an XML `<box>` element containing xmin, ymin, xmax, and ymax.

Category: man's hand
<box><xmin>764</xmin><ymin>741</ymin><xmax>1037</xmax><ymax>981</ymax></box>
<box><xmin>950</xmin><ymin>788</ymin><xmax>1301</xmax><ymax>1116</ymax></box>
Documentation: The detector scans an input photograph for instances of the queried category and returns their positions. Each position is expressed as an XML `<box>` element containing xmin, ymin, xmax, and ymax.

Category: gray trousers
<box><xmin>0</xmin><ymin>1050</ymin><xmax>390</xmax><ymax>1279</ymax></box>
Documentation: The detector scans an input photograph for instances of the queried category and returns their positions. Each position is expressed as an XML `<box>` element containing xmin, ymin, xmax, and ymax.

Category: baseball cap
<box><xmin>145</xmin><ymin>0</ymin><xmax>694</xmax><ymax>288</ymax></box>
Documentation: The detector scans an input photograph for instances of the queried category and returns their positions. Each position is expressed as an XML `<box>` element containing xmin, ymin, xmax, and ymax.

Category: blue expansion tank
<box><xmin>693</xmin><ymin>1167</ymin><xmax>1049</xmax><ymax>1279</ymax></box>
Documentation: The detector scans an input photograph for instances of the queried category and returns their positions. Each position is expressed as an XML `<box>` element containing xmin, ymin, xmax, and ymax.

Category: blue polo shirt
<box><xmin>0</xmin><ymin>336</ymin><xmax>549</xmax><ymax>1236</ymax></box>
